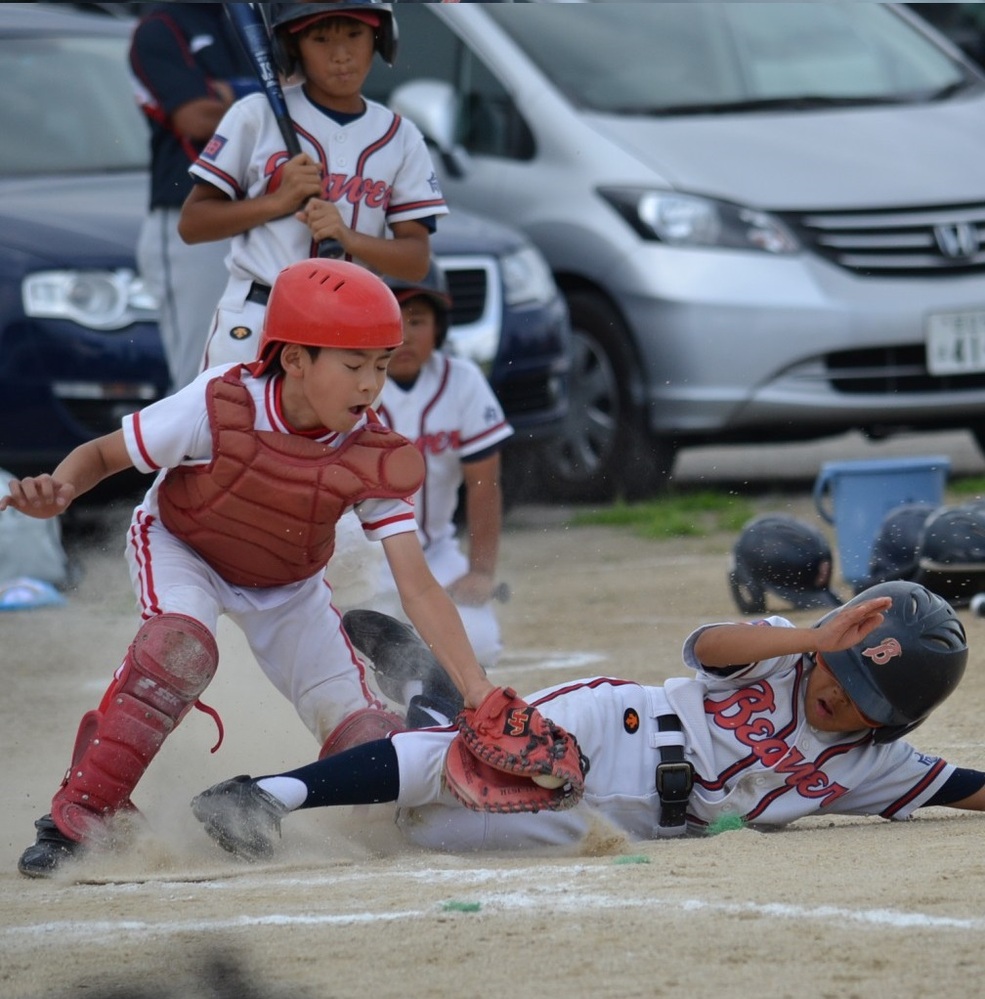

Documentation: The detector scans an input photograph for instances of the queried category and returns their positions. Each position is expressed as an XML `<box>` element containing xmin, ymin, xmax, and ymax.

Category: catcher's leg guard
<box><xmin>318</xmin><ymin>707</ymin><xmax>407</xmax><ymax>760</ymax></box>
<box><xmin>51</xmin><ymin>614</ymin><xmax>219</xmax><ymax>843</ymax></box>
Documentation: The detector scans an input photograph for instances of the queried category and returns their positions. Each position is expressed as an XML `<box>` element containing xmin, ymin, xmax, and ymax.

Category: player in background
<box><xmin>2</xmin><ymin>260</ymin><xmax>539</xmax><ymax>879</ymax></box>
<box><xmin>178</xmin><ymin>1</ymin><xmax>446</xmax><ymax>370</ymax></box>
<box><xmin>329</xmin><ymin>261</ymin><xmax>512</xmax><ymax>672</ymax></box>
<box><xmin>129</xmin><ymin>2</ymin><xmax>259</xmax><ymax>392</ymax></box>
<box><xmin>191</xmin><ymin>580</ymin><xmax>985</xmax><ymax>859</ymax></box>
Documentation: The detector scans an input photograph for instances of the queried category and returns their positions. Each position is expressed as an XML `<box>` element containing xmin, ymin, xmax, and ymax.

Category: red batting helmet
<box><xmin>253</xmin><ymin>259</ymin><xmax>403</xmax><ymax>374</ymax></box>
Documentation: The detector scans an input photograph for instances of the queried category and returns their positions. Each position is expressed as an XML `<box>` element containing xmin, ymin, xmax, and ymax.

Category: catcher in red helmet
<box><xmin>2</xmin><ymin>259</ymin><xmax>582</xmax><ymax>878</ymax></box>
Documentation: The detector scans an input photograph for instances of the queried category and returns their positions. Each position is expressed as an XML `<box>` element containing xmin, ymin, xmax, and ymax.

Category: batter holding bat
<box><xmin>191</xmin><ymin>581</ymin><xmax>985</xmax><ymax>860</ymax></box>
<box><xmin>179</xmin><ymin>1</ymin><xmax>447</xmax><ymax>370</ymax></box>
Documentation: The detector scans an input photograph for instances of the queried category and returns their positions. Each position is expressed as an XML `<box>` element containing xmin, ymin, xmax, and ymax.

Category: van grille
<box><xmin>826</xmin><ymin>345</ymin><xmax>985</xmax><ymax>393</ymax></box>
<box><xmin>444</xmin><ymin>268</ymin><xmax>489</xmax><ymax>325</ymax></box>
<box><xmin>787</xmin><ymin>202</ymin><xmax>985</xmax><ymax>277</ymax></box>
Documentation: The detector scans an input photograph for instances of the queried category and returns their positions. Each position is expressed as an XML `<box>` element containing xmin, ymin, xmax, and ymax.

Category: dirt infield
<box><xmin>3</xmin><ymin>492</ymin><xmax>985</xmax><ymax>999</ymax></box>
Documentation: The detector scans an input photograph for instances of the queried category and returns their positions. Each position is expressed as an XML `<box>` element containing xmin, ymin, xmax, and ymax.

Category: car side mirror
<box><xmin>390</xmin><ymin>79</ymin><xmax>471</xmax><ymax>180</ymax></box>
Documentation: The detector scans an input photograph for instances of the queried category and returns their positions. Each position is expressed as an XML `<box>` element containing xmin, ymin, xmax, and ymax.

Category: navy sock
<box><xmin>267</xmin><ymin>738</ymin><xmax>400</xmax><ymax>809</ymax></box>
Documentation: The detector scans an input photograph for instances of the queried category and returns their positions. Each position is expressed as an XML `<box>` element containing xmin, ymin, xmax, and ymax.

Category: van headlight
<box><xmin>599</xmin><ymin>188</ymin><xmax>800</xmax><ymax>254</ymax></box>
<box><xmin>502</xmin><ymin>244</ymin><xmax>557</xmax><ymax>306</ymax></box>
<box><xmin>23</xmin><ymin>269</ymin><xmax>159</xmax><ymax>331</ymax></box>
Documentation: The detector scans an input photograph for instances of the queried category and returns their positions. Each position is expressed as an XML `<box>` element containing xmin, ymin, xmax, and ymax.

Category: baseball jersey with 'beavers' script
<box><xmin>376</xmin><ymin>353</ymin><xmax>514</xmax><ymax>549</ymax></box>
<box><xmin>188</xmin><ymin>87</ymin><xmax>448</xmax><ymax>291</ymax></box>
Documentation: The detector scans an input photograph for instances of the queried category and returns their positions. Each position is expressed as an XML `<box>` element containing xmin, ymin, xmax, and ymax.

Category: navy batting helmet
<box><xmin>912</xmin><ymin>502</ymin><xmax>985</xmax><ymax>606</ymax></box>
<box><xmin>819</xmin><ymin>580</ymin><xmax>967</xmax><ymax>743</ymax></box>
<box><xmin>270</xmin><ymin>2</ymin><xmax>397</xmax><ymax>75</ymax></box>
<box><xmin>865</xmin><ymin>501</ymin><xmax>939</xmax><ymax>589</ymax></box>
<box><xmin>728</xmin><ymin>514</ymin><xmax>841</xmax><ymax>616</ymax></box>
<box><xmin>384</xmin><ymin>259</ymin><xmax>453</xmax><ymax>348</ymax></box>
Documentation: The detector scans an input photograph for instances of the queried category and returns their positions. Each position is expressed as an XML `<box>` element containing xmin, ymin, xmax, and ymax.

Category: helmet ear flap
<box><xmin>729</xmin><ymin>559</ymin><xmax>766</xmax><ymax>616</ymax></box>
<box><xmin>377</xmin><ymin>10</ymin><xmax>398</xmax><ymax>65</ymax></box>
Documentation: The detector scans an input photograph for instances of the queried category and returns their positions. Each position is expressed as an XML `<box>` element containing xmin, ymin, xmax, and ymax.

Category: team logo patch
<box><xmin>623</xmin><ymin>708</ymin><xmax>640</xmax><ymax>734</ymax></box>
<box><xmin>202</xmin><ymin>134</ymin><xmax>227</xmax><ymax>160</ymax></box>
<box><xmin>229</xmin><ymin>326</ymin><xmax>253</xmax><ymax>341</ymax></box>
<box><xmin>862</xmin><ymin>637</ymin><xmax>903</xmax><ymax>665</ymax></box>
<box><xmin>504</xmin><ymin>707</ymin><xmax>532</xmax><ymax>737</ymax></box>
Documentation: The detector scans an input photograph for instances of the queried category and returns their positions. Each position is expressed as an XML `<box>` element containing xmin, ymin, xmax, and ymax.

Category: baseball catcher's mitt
<box><xmin>444</xmin><ymin>732</ymin><xmax>583</xmax><ymax>813</ymax></box>
<box><xmin>456</xmin><ymin>686</ymin><xmax>585</xmax><ymax>791</ymax></box>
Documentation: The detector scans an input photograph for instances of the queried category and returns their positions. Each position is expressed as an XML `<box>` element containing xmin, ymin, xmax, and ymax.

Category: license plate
<box><xmin>926</xmin><ymin>310</ymin><xmax>985</xmax><ymax>375</ymax></box>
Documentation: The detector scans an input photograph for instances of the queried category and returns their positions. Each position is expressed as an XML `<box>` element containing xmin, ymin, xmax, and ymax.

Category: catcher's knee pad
<box><xmin>52</xmin><ymin>614</ymin><xmax>219</xmax><ymax>842</ymax></box>
<box><xmin>318</xmin><ymin>707</ymin><xmax>406</xmax><ymax>760</ymax></box>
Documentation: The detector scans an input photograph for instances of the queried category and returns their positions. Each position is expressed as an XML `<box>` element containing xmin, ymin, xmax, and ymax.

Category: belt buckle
<box><xmin>656</xmin><ymin>761</ymin><xmax>693</xmax><ymax>802</ymax></box>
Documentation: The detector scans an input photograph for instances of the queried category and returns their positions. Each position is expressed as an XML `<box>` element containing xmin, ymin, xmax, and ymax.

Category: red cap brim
<box><xmin>289</xmin><ymin>11</ymin><xmax>380</xmax><ymax>33</ymax></box>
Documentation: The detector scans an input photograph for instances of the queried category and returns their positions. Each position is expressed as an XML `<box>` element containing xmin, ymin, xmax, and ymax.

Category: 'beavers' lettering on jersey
<box><xmin>705</xmin><ymin>680</ymin><xmax>849</xmax><ymax>807</ymax></box>
<box><xmin>324</xmin><ymin>173</ymin><xmax>391</xmax><ymax>210</ymax></box>
<box><xmin>416</xmin><ymin>430</ymin><xmax>462</xmax><ymax>457</ymax></box>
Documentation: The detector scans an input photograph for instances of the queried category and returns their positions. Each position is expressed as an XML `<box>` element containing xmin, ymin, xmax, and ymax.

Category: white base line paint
<box><xmin>497</xmin><ymin>651</ymin><xmax>607</xmax><ymax>674</ymax></box>
<box><xmin>5</xmin><ymin>863</ymin><xmax>984</xmax><ymax>945</ymax></box>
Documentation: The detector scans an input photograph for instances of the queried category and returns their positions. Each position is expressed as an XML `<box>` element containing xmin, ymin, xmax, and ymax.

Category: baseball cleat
<box><xmin>17</xmin><ymin>814</ymin><xmax>81</xmax><ymax>878</ymax></box>
<box><xmin>191</xmin><ymin>775</ymin><xmax>287</xmax><ymax>862</ymax></box>
<box><xmin>342</xmin><ymin>609</ymin><xmax>464</xmax><ymax>718</ymax></box>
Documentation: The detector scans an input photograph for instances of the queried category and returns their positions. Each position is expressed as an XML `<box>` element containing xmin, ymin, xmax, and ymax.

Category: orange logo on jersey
<box><xmin>230</xmin><ymin>326</ymin><xmax>253</xmax><ymax>341</ymax></box>
<box><xmin>623</xmin><ymin>708</ymin><xmax>640</xmax><ymax>734</ymax></box>
<box><xmin>862</xmin><ymin>637</ymin><xmax>903</xmax><ymax>665</ymax></box>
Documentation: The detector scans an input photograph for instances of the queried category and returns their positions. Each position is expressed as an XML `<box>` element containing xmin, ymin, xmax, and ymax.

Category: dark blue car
<box><xmin>0</xmin><ymin>3</ymin><xmax>569</xmax><ymax>495</ymax></box>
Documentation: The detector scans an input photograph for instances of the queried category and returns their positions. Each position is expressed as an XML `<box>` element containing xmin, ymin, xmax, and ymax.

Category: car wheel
<box><xmin>537</xmin><ymin>290</ymin><xmax>674</xmax><ymax>503</ymax></box>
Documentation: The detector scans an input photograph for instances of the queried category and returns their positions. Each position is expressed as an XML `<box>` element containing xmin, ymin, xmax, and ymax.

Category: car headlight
<box><xmin>599</xmin><ymin>187</ymin><xmax>800</xmax><ymax>254</ymax></box>
<box><xmin>22</xmin><ymin>268</ymin><xmax>159</xmax><ymax>331</ymax></box>
<box><xmin>501</xmin><ymin>244</ymin><xmax>558</xmax><ymax>306</ymax></box>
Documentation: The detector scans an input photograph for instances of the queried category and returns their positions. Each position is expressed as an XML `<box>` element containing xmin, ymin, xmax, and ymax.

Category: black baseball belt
<box><xmin>246</xmin><ymin>281</ymin><xmax>272</xmax><ymax>306</ymax></box>
<box><xmin>655</xmin><ymin>713</ymin><xmax>693</xmax><ymax>835</ymax></box>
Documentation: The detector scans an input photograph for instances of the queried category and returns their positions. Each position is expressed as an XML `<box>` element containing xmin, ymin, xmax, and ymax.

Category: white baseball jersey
<box><xmin>377</xmin><ymin>353</ymin><xmax>513</xmax><ymax>548</ymax></box>
<box><xmin>390</xmin><ymin>616</ymin><xmax>955</xmax><ymax>851</ymax></box>
<box><xmin>189</xmin><ymin>85</ymin><xmax>447</xmax><ymax>287</ymax></box>
<box><xmin>343</xmin><ymin>354</ymin><xmax>514</xmax><ymax>667</ymax></box>
<box><xmin>118</xmin><ymin>364</ymin><xmax>418</xmax><ymax>743</ymax></box>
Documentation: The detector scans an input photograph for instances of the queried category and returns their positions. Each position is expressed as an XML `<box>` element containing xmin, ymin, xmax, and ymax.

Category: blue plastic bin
<box><xmin>813</xmin><ymin>456</ymin><xmax>950</xmax><ymax>588</ymax></box>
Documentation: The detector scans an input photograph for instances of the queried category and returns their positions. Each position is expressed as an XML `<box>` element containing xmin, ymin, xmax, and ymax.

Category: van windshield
<box><xmin>486</xmin><ymin>2</ymin><xmax>972</xmax><ymax>114</ymax></box>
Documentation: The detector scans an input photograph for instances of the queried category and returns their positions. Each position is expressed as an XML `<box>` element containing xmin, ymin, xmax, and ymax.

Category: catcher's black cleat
<box><xmin>191</xmin><ymin>775</ymin><xmax>287</xmax><ymax>862</ymax></box>
<box><xmin>17</xmin><ymin>814</ymin><xmax>81</xmax><ymax>878</ymax></box>
<box><xmin>342</xmin><ymin>609</ymin><xmax>465</xmax><ymax>720</ymax></box>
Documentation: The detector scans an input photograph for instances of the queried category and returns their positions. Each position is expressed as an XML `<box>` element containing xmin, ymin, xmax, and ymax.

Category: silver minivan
<box><xmin>366</xmin><ymin>1</ymin><xmax>985</xmax><ymax>500</ymax></box>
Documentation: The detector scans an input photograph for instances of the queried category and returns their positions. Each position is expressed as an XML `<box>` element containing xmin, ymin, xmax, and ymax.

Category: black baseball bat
<box><xmin>223</xmin><ymin>3</ymin><xmax>344</xmax><ymax>259</ymax></box>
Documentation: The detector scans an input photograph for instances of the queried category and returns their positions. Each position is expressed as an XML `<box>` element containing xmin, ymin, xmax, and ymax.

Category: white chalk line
<box><xmin>495</xmin><ymin>650</ymin><xmax>608</xmax><ymax>675</ymax></box>
<box><xmin>6</xmin><ymin>863</ymin><xmax>984</xmax><ymax>945</ymax></box>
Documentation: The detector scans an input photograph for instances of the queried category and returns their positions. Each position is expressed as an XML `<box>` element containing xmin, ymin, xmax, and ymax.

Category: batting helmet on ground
<box><xmin>865</xmin><ymin>501</ymin><xmax>939</xmax><ymax>589</ymax></box>
<box><xmin>728</xmin><ymin>514</ymin><xmax>841</xmax><ymax>615</ymax></box>
<box><xmin>912</xmin><ymin>502</ymin><xmax>985</xmax><ymax>606</ymax></box>
<box><xmin>818</xmin><ymin>580</ymin><xmax>967</xmax><ymax>743</ymax></box>
<box><xmin>253</xmin><ymin>259</ymin><xmax>403</xmax><ymax>374</ymax></box>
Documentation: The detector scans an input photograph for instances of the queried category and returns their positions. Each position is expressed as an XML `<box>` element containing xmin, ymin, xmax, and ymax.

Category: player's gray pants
<box><xmin>137</xmin><ymin>208</ymin><xmax>231</xmax><ymax>393</ymax></box>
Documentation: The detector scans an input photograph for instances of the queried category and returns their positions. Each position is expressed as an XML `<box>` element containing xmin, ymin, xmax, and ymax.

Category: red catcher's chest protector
<box><xmin>157</xmin><ymin>369</ymin><xmax>424</xmax><ymax>587</ymax></box>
